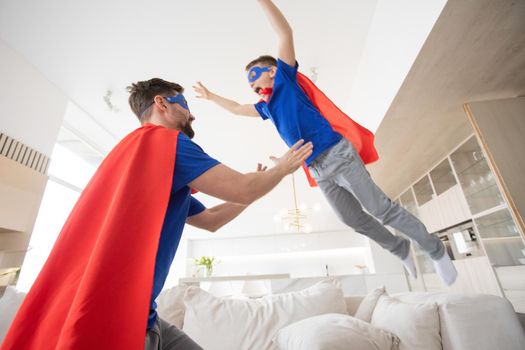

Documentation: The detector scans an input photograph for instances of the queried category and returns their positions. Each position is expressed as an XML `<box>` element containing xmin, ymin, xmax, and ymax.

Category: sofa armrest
<box><xmin>394</xmin><ymin>292</ymin><xmax>525</xmax><ymax>350</ymax></box>
<box><xmin>439</xmin><ymin>295</ymin><xmax>525</xmax><ymax>350</ymax></box>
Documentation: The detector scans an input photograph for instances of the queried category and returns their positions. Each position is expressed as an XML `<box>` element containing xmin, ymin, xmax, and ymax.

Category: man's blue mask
<box><xmin>247</xmin><ymin>66</ymin><xmax>271</xmax><ymax>83</ymax></box>
<box><xmin>164</xmin><ymin>94</ymin><xmax>190</xmax><ymax>111</ymax></box>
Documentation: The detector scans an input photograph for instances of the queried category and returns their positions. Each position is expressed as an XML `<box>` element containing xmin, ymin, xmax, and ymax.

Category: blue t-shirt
<box><xmin>148</xmin><ymin>132</ymin><xmax>220</xmax><ymax>329</ymax></box>
<box><xmin>254</xmin><ymin>59</ymin><xmax>342</xmax><ymax>165</ymax></box>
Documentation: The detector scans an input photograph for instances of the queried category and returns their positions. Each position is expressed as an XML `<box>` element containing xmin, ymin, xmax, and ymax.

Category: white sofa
<box><xmin>156</xmin><ymin>280</ymin><xmax>525</xmax><ymax>350</ymax></box>
<box><xmin>1</xmin><ymin>282</ymin><xmax>524</xmax><ymax>349</ymax></box>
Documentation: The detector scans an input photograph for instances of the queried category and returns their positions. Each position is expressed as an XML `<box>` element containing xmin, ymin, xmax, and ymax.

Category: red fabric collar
<box><xmin>258</xmin><ymin>87</ymin><xmax>274</xmax><ymax>102</ymax></box>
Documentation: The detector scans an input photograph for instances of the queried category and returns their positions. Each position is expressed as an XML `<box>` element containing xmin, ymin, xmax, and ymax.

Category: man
<box><xmin>1</xmin><ymin>78</ymin><xmax>312</xmax><ymax>350</ymax></box>
<box><xmin>193</xmin><ymin>0</ymin><xmax>457</xmax><ymax>287</ymax></box>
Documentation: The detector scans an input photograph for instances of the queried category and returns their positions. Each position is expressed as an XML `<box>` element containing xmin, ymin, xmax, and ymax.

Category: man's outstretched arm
<box><xmin>186</xmin><ymin>164</ymin><xmax>267</xmax><ymax>232</ymax></box>
<box><xmin>189</xmin><ymin>140</ymin><xmax>312</xmax><ymax>205</ymax></box>
<box><xmin>193</xmin><ymin>81</ymin><xmax>259</xmax><ymax>117</ymax></box>
<box><xmin>186</xmin><ymin>202</ymin><xmax>247</xmax><ymax>232</ymax></box>
<box><xmin>257</xmin><ymin>0</ymin><xmax>296</xmax><ymax>66</ymax></box>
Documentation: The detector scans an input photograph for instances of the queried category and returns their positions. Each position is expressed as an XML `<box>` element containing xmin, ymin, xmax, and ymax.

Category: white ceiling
<box><xmin>0</xmin><ymin>0</ymin><xmax>446</xmax><ymax>237</ymax></box>
<box><xmin>0</xmin><ymin>0</ymin><xmax>377</xmax><ymax>140</ymax></box>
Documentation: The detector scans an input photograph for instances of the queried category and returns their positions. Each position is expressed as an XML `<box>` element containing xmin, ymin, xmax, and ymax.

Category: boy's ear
<box><xmin>269</xmin><ymin>66</ymin><xmax>277</xmax><ymax>78</ymax></box>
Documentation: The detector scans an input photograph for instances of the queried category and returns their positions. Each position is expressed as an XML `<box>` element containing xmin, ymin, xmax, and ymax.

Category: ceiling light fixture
<box><xmin>103</xmin><ymin>89</ymin><xmax>120</xmax><ymax>113</ymax></box>
<box><xmin>273</xmin><ymin>173</ymin><xmax>321</xmax><ymax>233</ymax></box>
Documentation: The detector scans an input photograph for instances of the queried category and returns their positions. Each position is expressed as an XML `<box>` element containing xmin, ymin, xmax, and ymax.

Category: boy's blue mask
<box><xmin>247</xmin><ymin>66</ymin><xmax>271</xmax><ymax>83</ymax></box>
<box><xmin>164</xmin><ymin>94</ymin><xmax>190</xmax><ymax>111</ymax></box>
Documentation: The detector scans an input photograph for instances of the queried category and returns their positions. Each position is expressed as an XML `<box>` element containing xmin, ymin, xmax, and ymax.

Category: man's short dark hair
<box><xmin>127</xmin><ymin>78</ymin><xmax>184</xmax><ymax>122</ymax></box>
<box><xmin>245</xmin><ymin>55</ymin><xmax>277</xmax><ymax>71</ymax></box>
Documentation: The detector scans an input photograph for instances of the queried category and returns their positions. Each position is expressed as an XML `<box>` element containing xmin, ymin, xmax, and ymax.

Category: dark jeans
<box><xmin>145</xmin><ymin>317</ymin><xmax>203</xmax><ymax>350</ymax></box>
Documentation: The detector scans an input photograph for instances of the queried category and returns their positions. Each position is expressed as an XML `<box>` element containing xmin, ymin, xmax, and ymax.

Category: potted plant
<box><xmin>193</xmin><ymin>256</ymin><xmax>219</xmax><ymax>277</ymax></box>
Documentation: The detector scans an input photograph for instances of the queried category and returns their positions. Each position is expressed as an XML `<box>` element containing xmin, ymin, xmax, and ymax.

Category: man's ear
<box><xmin>153</xmin><ymin>95</ymin><xmax>167</xmax><ymax>111</ymax></box>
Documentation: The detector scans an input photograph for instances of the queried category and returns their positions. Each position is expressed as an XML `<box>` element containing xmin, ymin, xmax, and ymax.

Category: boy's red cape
<box><xmin>1</xmin><ymin>124</ymin><xmax>179</xmax><ymax>350</ymax></box>
<box><xmin>297</xmin><ymin>72</ymin><xmax>379</xmax><ymax>186</ymax></box>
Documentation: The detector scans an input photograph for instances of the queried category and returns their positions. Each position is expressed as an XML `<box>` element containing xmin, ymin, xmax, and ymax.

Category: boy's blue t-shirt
<box><xmin>254</xmin><ymin>59</ymin><xmax>342</xmax><ymax>165</ymax></box>
<box><xmin>148</xmin><ymin>132</ymin><xmax>220</xmax><ymax>329</ymax></box>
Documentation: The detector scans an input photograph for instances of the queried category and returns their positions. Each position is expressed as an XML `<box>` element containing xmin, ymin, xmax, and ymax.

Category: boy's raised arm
<box><xmin>257</xmin><ymin>0</ymin><xmax>296</xmax><ymax>66</ymax></box>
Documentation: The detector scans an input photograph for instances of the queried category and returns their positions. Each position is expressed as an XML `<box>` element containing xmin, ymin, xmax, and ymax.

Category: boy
<box><xmin>193</xmin><ymin>0</ymin><xmax>457</xmax><ymax>286</ymax></box>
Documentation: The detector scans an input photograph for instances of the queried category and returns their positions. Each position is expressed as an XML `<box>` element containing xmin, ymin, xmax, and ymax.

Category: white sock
<box><xmin>433</xmin><ymin>253</ymin><xmax>458</xmax><ymax>286</ymax></box>
<box><xmin>402</xmin><ymin>249</ymin><xmax>417</xmax><ymax>278</ymax></box>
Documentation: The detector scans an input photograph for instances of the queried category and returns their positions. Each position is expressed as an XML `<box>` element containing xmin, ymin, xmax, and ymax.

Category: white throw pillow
<box><xmin>371</xmin><ymin>295</ymin><xmax>441</xmax><ymax>350</ymax></box>
<box><xmin>354</xmin><ymin>285</ymin><xmax>386</xmax><ymax>322</ymax></box>
<box><xmin>273</xmin><ymin>313</ymin><xmax>400</xmax><ymax>350</ymax></box>
<box><xmin>156</xmin><ymin>284</ymin><xmax>189</xmax><ymax>329</ymax></box>
<box><xmin>0</xmin><ymin>286</ymin><xmax>26</xmax><ymax>342</ymax></box>
<box><xmin>182</xmin><ymin>279</ymin><xmax>348</xmax><ymax>350</ymax></box>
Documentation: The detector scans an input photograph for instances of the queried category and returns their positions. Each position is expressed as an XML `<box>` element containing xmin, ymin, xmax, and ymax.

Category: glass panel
<box><xmin>474</xmin><ymin>208</ymin><xmax>520</xmax><ymax>239</ymax></box>
<box><xmin>429</xmin><ymin>158</ymin><xmax>457</xmax><ymax>195</ymax></box>
<box><xmin>482</xmin><ymin>238</ymin><xmax>525</xmax><ymax>267</ymax></box>
<box><xmin>475</xmin><ymin>208</ymin><xmax>525</xmax><ymax>267</ymax></box>
<box><xmin>399</xmin><ymin>189</ymin><xmax>418</xmax><ymax>217</ymax></box>
<box><xmin>450</xmin><ymin>136</ymin><xmax>504</xmax><ymax>214</ymax></box>
<box><xmin>413</xmin><ymin>175</ymin><xmax>434</xmax><ymax>206</ymax></box>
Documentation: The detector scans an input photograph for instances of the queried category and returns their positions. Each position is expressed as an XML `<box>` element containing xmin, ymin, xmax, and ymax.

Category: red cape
<box><xmin>2</xmin><ymin>124</ymin><xmax>179</xmax><ymax>350</ymax></box>
<box><xmin>296</xmin><ymin>72</ymin><xmax>379</xmax><ymax>187</ymax></box>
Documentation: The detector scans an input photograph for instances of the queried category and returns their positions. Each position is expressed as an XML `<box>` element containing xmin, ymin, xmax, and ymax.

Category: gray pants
<box><xmin>308</xmin><ymin>138</ymin><xmax>444</xmax><ymax>260</ymax></box>
<box><xmin>145</xmin><ymin>317</ymin><xmax>203</xmax><ymax>350</ymax></box>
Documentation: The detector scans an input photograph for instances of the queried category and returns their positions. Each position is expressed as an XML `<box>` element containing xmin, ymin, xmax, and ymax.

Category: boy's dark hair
<box><xmin>245</xmin><ymin>55</ymin><xmax>277</xmax><ymax>71</ymax></box>
<box><xmin>127</xmin><ymin>78</ymin><xmax>184</xmax><ymax>122</ymax></box>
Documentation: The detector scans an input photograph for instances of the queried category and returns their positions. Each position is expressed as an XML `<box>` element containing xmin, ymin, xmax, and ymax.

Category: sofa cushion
<box><xmin>371</xmin><ymin>295</ymin><xmax>441</xmax><ymax>350</ymax></box>
<box><xmin>156</xmin><ymin>284</ymin><xmax>189</xmax><ymax>329</ymax></box>
<box><xmin>354</xmin><ymin>285</ymin><xmax>386</xmax><ymax>322</ymax></box>
<box><xmin>273</xmin><ymin>313</ymin><xmax>400</xmax><ymax>350</ymax></box>
<box><xmin>182</xmin><ymin>279</ymin><xmax>348</xmax><ymax>350</ymax></box>
<box><xmin>0</xmin><ymin>286</ymin><xmax>26</xmax><ymax>342</ymax></box>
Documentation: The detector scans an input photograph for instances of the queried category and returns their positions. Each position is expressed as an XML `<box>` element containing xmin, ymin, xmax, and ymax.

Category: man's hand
<box><xmin>270</xmin><ymin>139</ymin><xmax>313</xmax><ymax>175</ymax></box>
<box><xmin>193</xmin><ymin>81</ymin><xmax>212</xmax><ymax>100</ymax></box>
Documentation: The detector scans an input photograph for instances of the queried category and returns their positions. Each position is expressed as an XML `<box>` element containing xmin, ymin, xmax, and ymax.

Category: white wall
<box><xmin>346</xmin><ymin>0</ymin><xmax>447</xmax><ymax>132</ymax></box>
<box><xmin>0</xmin><ymin>39</ymin><xmax>67</xmax><ymax>156</ymax></box>
<box><xmin>176</xmin><ymin>230</ymin><xmax>375</xmax><ymax>285</ymax></box>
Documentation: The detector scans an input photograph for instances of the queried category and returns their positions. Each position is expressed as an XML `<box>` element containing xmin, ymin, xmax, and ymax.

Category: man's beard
<box><xmin>181</xmin><ymin>123</ymin><xmax>195</xmax><ymax>139</ymax></box>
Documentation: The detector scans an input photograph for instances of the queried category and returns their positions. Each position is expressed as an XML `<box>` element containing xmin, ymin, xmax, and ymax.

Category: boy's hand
<box><xmin>257</xmin><ymin>163</ymin><xmax>268</xmax><ymax>172</ymax></box>
<box><xmin>270</xmin><ymin>140</ymin><xmax>313</xmax><ymax>175</ymax></box>
<box><xmin>193</xmin><ymin>81</ymin><xmax>212</xmax><ymax>100</ymax></box>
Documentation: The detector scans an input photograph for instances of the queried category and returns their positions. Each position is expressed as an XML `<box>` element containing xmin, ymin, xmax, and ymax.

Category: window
<box><xmin>16</xmin><ymin>136</ymin><xmax>98</xmax><ymax>292</ymax></box>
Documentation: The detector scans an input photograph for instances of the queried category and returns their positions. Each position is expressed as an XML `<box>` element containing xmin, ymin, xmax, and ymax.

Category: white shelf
<box><xmin>179</xmin><ymin>273</ymin><xmax>291</xmax><ymax>284</ymax></box>
<box><xmin>481</xmin><ymin>236</ymin><xmax>522</xmax><ymax>241</ymax></box>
